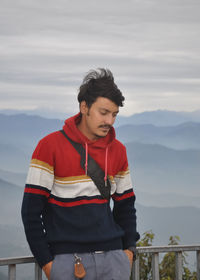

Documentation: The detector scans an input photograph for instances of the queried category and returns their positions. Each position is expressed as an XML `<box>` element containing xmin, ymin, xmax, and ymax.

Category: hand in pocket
<box><xmin>42</xmin><ymin>261</ymin><xmax>53</xmax><ymax>280</ymax></box>
<box><xmin>124</xmin><ymin>249</ymin><xmax>134</xmax><ymax>268</ymax></box>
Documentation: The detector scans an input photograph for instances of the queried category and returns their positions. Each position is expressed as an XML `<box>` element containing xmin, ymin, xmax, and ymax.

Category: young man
<box><xmin>21</xmin><ymin>68</ymin><xmax>140</xmax><ymax>280</ymax></box>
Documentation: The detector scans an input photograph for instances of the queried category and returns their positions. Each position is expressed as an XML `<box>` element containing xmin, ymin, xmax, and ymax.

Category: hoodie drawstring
<box><xmin>85</xmin><ymin>143</ymin><xmax>88</xmax><ymax>175</ymax></box>
<box><xmin>104</xmin><ymin>147</ymin><xmax>108</xmax><ymax>187</ymax></box>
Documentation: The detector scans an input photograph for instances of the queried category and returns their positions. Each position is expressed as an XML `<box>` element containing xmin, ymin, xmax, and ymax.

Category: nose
<box><xmin>105</xmin><ymin>114</ymin><xmax>115</xmax><ymax>126</ymax></box>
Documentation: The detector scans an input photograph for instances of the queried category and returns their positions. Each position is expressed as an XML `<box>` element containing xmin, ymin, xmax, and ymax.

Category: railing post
<box><xmin>132</xmin><ymin>257</ymin><xmax>139</xmax><ymax>280</ymax></box>
<box><xmin>175</xmin><ymin>252</ymin><xmax>182</xmax><ymax>280</ymax></box>
<box><xmin>152</xmin><ymin>252</ymin><xmax>160</xmax><ymax>280</ymax></box>
<box><xmin>197</xmin><ymin>250</ymin><xmax>200</xmax><ymax>280</ymax></box>
<box><xmin>8</xmin><ymin>264</ymin><xmax>16</xmax><ymax>280</ymax></box>
<box><xmin>35</xmin><ymin>263</ymin><xmax>42</xmax><ymax>280</ymax></box>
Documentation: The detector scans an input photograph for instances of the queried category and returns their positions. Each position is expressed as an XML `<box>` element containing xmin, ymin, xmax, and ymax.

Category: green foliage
<box><xmin>183</xmin><ymin>267</ymin><xmax>197</xmax><ymax>280</ymax></box>
<box><xmin>136</xmin><ymin>230</ymin><xmax>154</xmax><ymax>279</ymax></box>
<box><xmin>159</xmin><ymin>235</ymin><xmax>180</xmax><ymax>279</ymax></box>
<box><xmin>136</xmin><ymin>231</ymin><xmax>197</xmax><ymax>280</ymax></box>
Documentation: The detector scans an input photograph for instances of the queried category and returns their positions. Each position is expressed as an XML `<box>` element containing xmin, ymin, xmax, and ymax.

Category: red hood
<box><xmin>63</xmin><ymin>112</ymin><xmax>116</xmax><ymax>184</ymax></box>
<box><xmin>62</xmin><ymin>113</ymin><xmax>116</xmax><ymax>149</ymax></box>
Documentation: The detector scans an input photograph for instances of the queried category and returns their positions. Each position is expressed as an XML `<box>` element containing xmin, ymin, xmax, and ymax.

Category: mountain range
<box><xmin>0</xmin><ymin>177</ymin><xmax>199</xmax><ymax>279</ymax></box>
<box><xmin>0</xmin><ymin>110</ymin><xmax>199</xmax><ymax>278</ymax></box>
<box><xmin>126</xmin><ymin>142</ymin><xmax>200</xmax><ymax>197</ymax></box>
<box><xmin>0</xmin><ymin>111</ymin><xmax>199</xmax><ymax>200</ymax></box>
<box><xmin>1</xmin><ymin>108</ymin><xmax>200</xmax><ymax>126</ymax></box>
<box><xmin>116</xmin><ymin>122</ymin><xmax>200</xmax><ymax>150</ymax></box>
<box><xmin>115</xmin><ymin>109</ymin><xmax>200</xmax><ymax>127</ymax></box>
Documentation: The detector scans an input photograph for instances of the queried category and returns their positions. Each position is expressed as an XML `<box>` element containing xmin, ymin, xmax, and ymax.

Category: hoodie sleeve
<box><xmin>112</xmin><ymin>146</ymin><xmax>140</xmax><ymax>248</ymax></box>
<box><xmin>21</xmin><ymin>137</ymin><xmax>54</xmax><ymax>268</ymax></box>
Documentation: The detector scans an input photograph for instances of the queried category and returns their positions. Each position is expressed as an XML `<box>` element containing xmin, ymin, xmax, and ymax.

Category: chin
<box><xmin>93</xmin><ymin>129</ymin><xmax>109</xmax><ymax>139</ymax></box>
<box><xmin>94</xmin><ymin>132</ymin><xmax>107</xmax><ymax>139</ymax></box>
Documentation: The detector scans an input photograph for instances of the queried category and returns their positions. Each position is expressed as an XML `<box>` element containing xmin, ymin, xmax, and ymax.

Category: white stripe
<box><xmin>30</xmin><ymin>163</ymin><xmax>54</xmax><ymax>175</ymax></box>
<box><xmin>51</xmin><ymin>175</ymin><xmax>132</xmax><ymax>198</ymax></box>
<box><xmin>113</xmin><ymin>172</ymin><xmax>133</xmax><ymax>194</ymax></box>
<box><xmin>26</xmin><ymin>167</ymin><xmax>133</xmax><ymax>198</ymax></box>
<box><xmin>51</xmin><ymin>180</ymin><xmax>101</xmax><ymax>198</ymax></box>
<box><xmin>26</xmin><ymin>166</ymin><xmax>54</xmax><ymax>191</ymax></box>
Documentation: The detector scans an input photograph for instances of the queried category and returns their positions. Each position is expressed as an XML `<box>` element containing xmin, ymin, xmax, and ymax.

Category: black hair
<box><xmin>77</xmin><ymin>68</ymin><xmax>125</xmax><ymax>108</ymax></box>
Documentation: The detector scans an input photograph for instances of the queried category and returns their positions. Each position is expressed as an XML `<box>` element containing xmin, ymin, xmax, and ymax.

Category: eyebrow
<box><xmin>100</xmin><ymin>108</ymin><xmax>119</xmax><ymax>114</ymax></box>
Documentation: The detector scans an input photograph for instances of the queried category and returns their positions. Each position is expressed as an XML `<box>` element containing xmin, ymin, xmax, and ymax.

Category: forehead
<box><xmin>92</xmin><ymin>97</ymin><xmax>119</xmax><ymax>112</ymax></box>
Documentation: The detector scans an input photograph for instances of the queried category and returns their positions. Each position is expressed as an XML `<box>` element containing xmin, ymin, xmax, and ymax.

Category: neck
<box><xmin>77</xmin><ymin>119</ymin><xmax>98</xmax><ymax>141</ymax></box>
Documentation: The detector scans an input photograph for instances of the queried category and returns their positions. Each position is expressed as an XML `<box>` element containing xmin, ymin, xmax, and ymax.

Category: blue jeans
<box><xmin>50</xmin><ymin>249</ymin><xmax>131</xmax><ymax>280</ymax></box>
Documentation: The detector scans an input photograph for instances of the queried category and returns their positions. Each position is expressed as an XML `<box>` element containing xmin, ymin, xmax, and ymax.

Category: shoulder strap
<box><xmin>60</xmin><ymin>130</ymin><xmax>111</xmax><ymax>200</ymax></box>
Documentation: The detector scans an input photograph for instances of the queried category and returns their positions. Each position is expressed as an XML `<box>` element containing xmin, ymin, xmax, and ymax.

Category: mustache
<box><xmin>99</xmin><ymin>125</ymin><xmax>112</xmax><ymax>129</ymax></box>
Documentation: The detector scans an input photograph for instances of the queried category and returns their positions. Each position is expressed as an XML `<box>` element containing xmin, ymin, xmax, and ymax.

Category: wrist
<box><xmin>127</xmin><ymin>246</ymin><xmax>137</xmax><ymax>260</ymax></box>
<box><xmin>42</xmin><ymin>261</ymin><xmax>53</xmax><ymax>279</ymax></box>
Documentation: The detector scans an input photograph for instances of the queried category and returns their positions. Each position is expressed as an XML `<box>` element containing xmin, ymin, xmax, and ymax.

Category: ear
<box><xmin>80</xmin><ymin>101</ymin><xmax>89</xmax><ymax>115</ymax></box>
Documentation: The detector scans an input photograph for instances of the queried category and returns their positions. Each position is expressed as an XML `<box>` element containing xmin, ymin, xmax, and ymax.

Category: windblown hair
<box><xmin>77</xmin><ymin>68</ymin><xmax>125</xmax><ymax>107</ymax></box>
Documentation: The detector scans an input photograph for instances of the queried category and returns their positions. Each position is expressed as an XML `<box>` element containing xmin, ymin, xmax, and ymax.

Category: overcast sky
<box><xmin>0</xmin><ymin>0</ymin><xmax>200</xmax><ymax>116</ymax></box>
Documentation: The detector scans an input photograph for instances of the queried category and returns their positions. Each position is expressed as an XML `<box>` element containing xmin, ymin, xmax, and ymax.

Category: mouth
<box><xmin>99</xmin><ymin>126</ymin><xmax>111</xmax><ymax>132</ymax></box>
<box><xmin>99</xmin><ymin>125</ymin><xmax>111</xmax><ymax>129</ymax></box>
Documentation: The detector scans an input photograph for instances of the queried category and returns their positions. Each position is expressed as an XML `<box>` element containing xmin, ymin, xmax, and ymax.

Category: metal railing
<box><xmin>132</xmin><ymin>245</ymin><xmax>200</xmax><ymax>280</ymax></box>
<box><xmin>0</xmin><ymin>245</ymin><xmax>200</xmax><ymax>280</ymax></box>
<box><xmin>0</xmin><ymin>256</ymin><xmax>42</xmax><ymax>280</ymax></box>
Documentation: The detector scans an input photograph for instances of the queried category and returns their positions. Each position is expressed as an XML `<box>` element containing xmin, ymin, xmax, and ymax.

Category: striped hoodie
<box><xmin>21</xmin><ymin>113</ymin><xmax>140</xmax><ymax>268</ymax></box>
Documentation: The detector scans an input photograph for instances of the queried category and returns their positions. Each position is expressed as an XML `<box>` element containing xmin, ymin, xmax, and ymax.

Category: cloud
<box><xmin>0</xmin><ymin>0</ymin><xmax>200</xmax><ymax>115</ymax></box>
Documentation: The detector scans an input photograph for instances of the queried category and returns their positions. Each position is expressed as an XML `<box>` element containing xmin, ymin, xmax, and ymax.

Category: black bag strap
<box><xmin>60</xmin><ymin>129</ymin><xmax>111</xmax><ymax>200</ymax></box>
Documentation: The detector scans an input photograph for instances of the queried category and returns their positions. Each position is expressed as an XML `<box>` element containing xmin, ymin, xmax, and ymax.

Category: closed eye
<box><xmin>100</xmin><ymin>112</ymin><xmax>107</xmax><ymax>116</ymax></box>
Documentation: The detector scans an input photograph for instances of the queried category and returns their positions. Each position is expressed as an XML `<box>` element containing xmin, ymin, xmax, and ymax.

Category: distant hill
<box><xmin>1</xmin><ymin>202</ymin><xmax>199</xmax><ymax>279</ymax></box>
<box><xmin>0</xmin><ymin>178</ymin><xmax>35</xmax><ymax>280</ymax></box>
<box><xmin>0</xmin><ymin>224</ymin><xmax>34</xmax><ymax>280</ymax></box>
<box><xmin>1</xmin><ymin>109</ymin><xmax>200</xmax><ymax>126</ymax></box>
<box><xmin>0</xmin><ymin>142</ymin><xmax>29</xmax><ymax>173</ymax></box>
<box><xmin>0</xmin><ymin>108</ymin><xmax>70</xmax><ymax>120</ymax></box>
<box><xmin>0</xmin><ymin>113</ymin><xmax>62</xmax><ymax>152</ymax></box>
<box><xmin>1</xmin><ymin>137</ymin><xmax>199</xmax><ymax>202</ymax></box>
<box><xmin>0</xmin><ymin>113</ymin><xmax>199</xmax><ymax>161</ymax></box>
<box><xmin>126</xmin><ymin>142</ymin><xmax>200</xmax><ymax>197</ymax></box>
<box><xmin>115</xmin><ymin>109</ymin><xmax>200</xmax><ymax>127</ymax></box>
<box><xmin>0</xmin><ymin>178</ymin><xmax>24</xmax><ymax>225</ymax></box>
<box><xmin>137</xmin><ymin>203</ymin><xmax>200</xmax><ymax>245</ymax></box>
<box><xmin>116</xmin><ymin>122</ymin><xmax>200</xmax><ymax>150</ymax></box>
<box><xmin>0</xmin><ymin>175</ymin><xmax>199</xmax><ymax>278</ymax></box>
<box><xmin>0</xmin><ymin>200</ymin><xmax>199</xmax><ymax>257</ymax></box>
<box><xmin>0</xmin><ymin>110</ymin><xmax>199</xmax><ymax>278</ymax></box>
<box><xmin>0</xmin><ymin>169</ymin><xmax>26</xmax><ymax>187</ymax></box>
<box><xmin>0</xmin><ymin>113</ymin><xmax>199</xmax><ymax>205</ymax></box>
<box><xmin>136</xmin><ymin>190</ymin><xmax>200</xmax><ymax>208</ymax></box>
<box><xmin>0</xmin><ymin>113</ymin><xmax>62</xmax><ymax>171</ymax></box>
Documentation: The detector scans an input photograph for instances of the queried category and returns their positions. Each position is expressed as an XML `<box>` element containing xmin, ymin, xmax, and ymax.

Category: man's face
<box><xmin>80</xmin><ymin>97</ymin><xmax>119</xmax><ymax>140</ymax></box>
